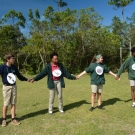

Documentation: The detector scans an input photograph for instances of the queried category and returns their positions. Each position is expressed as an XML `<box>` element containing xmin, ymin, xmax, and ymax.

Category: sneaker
<box><xmin>2</xmin><ymin>120</ymin><xmax>6</xmax><ymax>127</ymax></box>
<box><xmin>11</xmin><ymin>119</ymin><xmax>20</xmax><ymax>125</ymax></box>
<box><xmin>98</xmin><ymin>105</ymin><xmax>105</xmax><ymax>110</ymax></box>
<box><xmin>49</xmin><ymin>111</ymin><xmax>53</xmax><ymax>114</ymax></box>
<box><xmin>132</xmin><ymin>104</ymin><xmax>135</xmax><ymax>107</ymax></box>
<box><xmin>89</xmin><ymin>107</ymin><xmax>94</xmax><ymax>112</ymax></box>
<box><xmin>59</xmin><ymin>110</ymin><xmax>64</xmax><ymax>113</ymax></box>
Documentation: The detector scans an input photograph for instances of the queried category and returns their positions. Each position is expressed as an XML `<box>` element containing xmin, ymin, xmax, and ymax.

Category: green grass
<box><xmin>0</xmin><ymin>73</ymin><xmax>135</xmax><ymax>135</ymax></box>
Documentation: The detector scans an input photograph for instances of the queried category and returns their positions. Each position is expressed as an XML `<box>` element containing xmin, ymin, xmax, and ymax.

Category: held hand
<box><xmin>76</xmin><ymin>75</ymin><xmax>80</xmax><ymax>80</ymax></box>
<box><xmin>27</xmin><ymin>79</ymin><xmax>31</xmax><ymax>82</ymax></box>
<box><xmin>115</xmin><ymin>76</ymin><xmax>120</xmax><ymax>81</ymax></box>
<box><xmin>28</xmin><ymin>79</ymin><xmax>34</xmax><ymax>83</ymax></box>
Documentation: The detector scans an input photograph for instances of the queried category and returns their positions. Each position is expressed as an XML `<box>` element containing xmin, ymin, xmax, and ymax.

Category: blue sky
<box><xmin>0</xmin><ymin>0</ymin><xmax>135</xmax><ymax>35</ymax></box>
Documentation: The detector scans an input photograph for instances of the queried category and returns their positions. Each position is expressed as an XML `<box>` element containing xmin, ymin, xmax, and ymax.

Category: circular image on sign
<box><xmin>7</xmin><ymin>73</ymin><xmax>16</xmax><ymax>84</ymax></box>
<box><xmin>96</xmin><ymin>66</ymin><xmax>103</xmax><ymax>75</ymax></box>
<box><xmin>132</xmin><ymin>64</ymin><xmax>135</xmax><ymax>70</ymax></box>
<box><xmin>52</xmin><ymin>69</ymin><xmax>62</xmax><ymax>77</ymax></box>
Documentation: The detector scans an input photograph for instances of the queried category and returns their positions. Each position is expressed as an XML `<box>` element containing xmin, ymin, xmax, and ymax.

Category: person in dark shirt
<box><xmin>76</xmin><ymin>54</ymin><xmax>116</xmax><ymax>112</ymax></box>
<box><xmin>29</xmin><ymin>52</ymin><xmax>76</xmax><ymax>114</ymax></box>
<box><xmin>116</xmin><ymin>47</ymin><xmax>135</xmax><ymax>107</ymax></box>
<box><xmin>0</xmin><ymin>53</ymin><xmax>28</xmax><ymax>127</ymax></box>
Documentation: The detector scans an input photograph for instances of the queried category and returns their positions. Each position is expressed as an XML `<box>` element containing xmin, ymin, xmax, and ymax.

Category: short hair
<box><xmin>50</xmin><ymin>52</ymin><xmax>58</xmax><ymax>59</ymax></box>
<box><xmin>131</xmin><ymin>47</ymin><xmax>135</xmax><ymax>53</ymax></box>
<box><xmin>4</xmin><ymin>53</ymin><xmax>15</xmax><ymax>61</ymax></box>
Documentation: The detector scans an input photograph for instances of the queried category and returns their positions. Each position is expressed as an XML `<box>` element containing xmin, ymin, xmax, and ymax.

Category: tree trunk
<box><xmin>39</xmin><ymin>50</ymin><xmax>45</xmax><ymax>68</ymax></box>
<box><xmin>122</xmin><ymin>7</ymin><xmax>124</xmax><ymax>22</ymax></box>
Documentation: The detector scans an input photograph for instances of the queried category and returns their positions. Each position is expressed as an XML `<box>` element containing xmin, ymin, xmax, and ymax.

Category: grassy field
<box><xmin>0</xmin><ymin>73</ymin><xmax>135</xmax><ymax>135</ymax></box>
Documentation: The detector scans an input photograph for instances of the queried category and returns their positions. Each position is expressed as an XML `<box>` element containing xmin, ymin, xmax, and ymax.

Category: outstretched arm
<box><xmin>115</xmin><ymin>58</ymin><xmax>130</xmax><ymax>80</ymax></box>
<box><xmin>117</xmin><ymin>58</ymin><xmax>129</xmax><ymax>77</ymax></box>
<box><xmin>76</xmin><ymin>64</ymin><xmax>93</xmax><ymax>79</ymax></box>
<box><xmin>62</xmin><ymin>66</ymin><xmax>76</xmax><ymax>80</ymax></box>
<box><xmin>76</xmin><ymin>71</ymin><xmax>87</xmax><ymax>79</ymax></box>
<box><xmin>15</xmin><ymin>67</ymin><xmax>28</xmax><ymax>81</ymax></box>
<box><xmin>30</xmin><ymin>66</ymin><xmax>48</xmax><ymax>83</ymax></box>
<box><xmin>109</xmin><ymin>71</ymin><xmax>117</xmax><ymax>78</ymax></box>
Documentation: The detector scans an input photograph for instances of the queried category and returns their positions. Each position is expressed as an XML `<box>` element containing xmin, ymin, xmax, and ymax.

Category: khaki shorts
<box><xmin>91</xmin><ymin>85</ymin><xmax>103</xmax><ymax>93</ymax></box>
<box><xmin>129</xmin><ymin>80</ymin><xmax>135</xmax><ymax>86</ymax></box>
<box><xmin>2</xmin><ymin>85</ymin><xmax>17</xmax><ymax>106</ymax></box>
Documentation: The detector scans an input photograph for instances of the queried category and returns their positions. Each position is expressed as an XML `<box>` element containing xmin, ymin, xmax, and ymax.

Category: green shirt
<box><xmin>117</xmin><ymin>56</ymin><xmax>135</xmax><ymax>80</ymax></box>
<box><xmin>85</xmin><ymin>62</ymin><xmax>110</xmax><ymax>85</ymax></box>
<box><xmin>34</xmin><ymin>63</ymin><xmax>76</xmax><ymax>89</ymax></box>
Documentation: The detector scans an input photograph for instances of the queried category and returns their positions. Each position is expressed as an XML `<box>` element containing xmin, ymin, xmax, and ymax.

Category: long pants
<box><xmin>49</xmin><ymin>81</ymin><xmax>63</xmax><ymax>111</ymax></box>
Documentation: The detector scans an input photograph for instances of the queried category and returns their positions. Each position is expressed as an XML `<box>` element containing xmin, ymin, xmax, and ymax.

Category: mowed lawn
<box><xmin>0</xmin><ymin>73</ymin><xmax>135</xmax><ymax>135</ymax></box>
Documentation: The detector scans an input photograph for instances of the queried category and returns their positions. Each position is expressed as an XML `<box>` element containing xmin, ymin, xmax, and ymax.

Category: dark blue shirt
<box><xmin>0</xmin><ymin>64</ymin><xmax>27</xmax><ymax>84</ymax></box>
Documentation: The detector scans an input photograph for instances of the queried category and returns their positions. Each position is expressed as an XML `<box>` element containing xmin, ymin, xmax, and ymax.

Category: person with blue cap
<box><xmin>76</xmin><ymin>54</ymin><xmax>116</xmax><ymax>112</ymax></box>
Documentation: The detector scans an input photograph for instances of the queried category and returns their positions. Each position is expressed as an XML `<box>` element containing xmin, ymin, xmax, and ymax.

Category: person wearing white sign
<box><xmin>0</xmin><ymin>53</ymin><xmax>28</xmax><ymax>127</ymax></box>
<box><xmin>29</xmin><ymin>52</ymin><xmax>76</xmax><ymax>114</ymax></box>
<box><xmin>116</xmin><ymin>47</ymin><xmax>135</xmax><ymax>107</ymax></box>
<box><xmin>76</xmin><ymin>54</ymin><xmax>116</xmax><ymax>112</ymax></box>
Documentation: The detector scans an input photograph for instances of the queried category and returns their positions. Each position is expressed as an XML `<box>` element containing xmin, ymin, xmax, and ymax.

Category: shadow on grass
<box><xmin>102</xmin><ymin>98</ymin><xmax>123</xmax><ymax>107</ymax></box>
<box><xmin>19</xmin><ymin>108</ymin><xmax>49</xmax><ymax>121</ymax></box>
<box><xmin>64</xmin><ymin>100</ymin><xmax>89</xmax><ymax>110</ymax></box>
<box><xmin>19</xmin><ymin>100</ymin><xmax>89</xmax><ymax>120</ymax></box>
<box><xmin>124</xmin><ymin>99</ymin><xmax>132</xmax><ymax>102</ymax></box>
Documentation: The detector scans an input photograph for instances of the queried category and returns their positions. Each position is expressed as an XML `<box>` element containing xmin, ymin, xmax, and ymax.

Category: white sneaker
<box><xmin>59</xmin><ymin>110</ymin><xmax>64</xmax><ymax>113</ymax></box>
<box><xmin>49</xmin><ymin>111</ymin><xmax>53</xmax><ymax>114</ymax></box>
<box><xmin>132</xmin><ymin>104</ymin><xmax>135</xmax><ymax>107</ymax></box>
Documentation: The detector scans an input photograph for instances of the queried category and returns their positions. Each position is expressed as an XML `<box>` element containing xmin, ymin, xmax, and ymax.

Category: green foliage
<box><xmin>0</xmin><ymin>10</ymin><xmax>26</xmax><ymax>28</ymax></box>
<box><xmin>0</xmin><ymin>25</ymin><xmax>25</xmax><ymax>58</ymax></box>
<box><xmin>1</xmin><ymin>6</ymin><xmax>135</xmax><ymax>74</ymax></box>
<box><xmin>108</xmin><ymin>0</ymin><xmax>134</xmax><ymax>8</ymax></box>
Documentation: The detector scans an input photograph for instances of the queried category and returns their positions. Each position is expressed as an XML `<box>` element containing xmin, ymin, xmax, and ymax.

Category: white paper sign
<box><xmin>7</xmin><ymin>73</ymin><xmax>16</xmax><ymax>84</ymax></box>
<box><xmin>96</xmin><ymin>66</ymin><xmax>103</xmax><ymax>75</ymax></box>
<box><xmin>132</xmin><ymin>64</ymin><xmax>135</xmax><ymax>70</ymax></box>
<box><xmin>52</xmin><ymin>69</ymin><xmax>62</xmax><ymax>77</ymax></box>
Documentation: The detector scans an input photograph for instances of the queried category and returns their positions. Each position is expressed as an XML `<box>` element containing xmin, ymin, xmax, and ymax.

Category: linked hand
<box><xmin>28</xmin><ymin>79</ymin><xmax>34</xmax><ymax>83</ymax></box>
<box><xmin>115</xmin><ymin>76</ymin><xmax>120</xmax><ymax>81</ymax></box>
<box><xmin>76</xmin><ymin>75</ymin><xmax>80</xmax><ymax>80</ymax></box>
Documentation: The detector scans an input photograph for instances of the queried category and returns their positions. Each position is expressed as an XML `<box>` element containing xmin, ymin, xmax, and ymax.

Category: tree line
<box><xmin>0</xmin><ymin>1</ymin><xmax>135</xmax><ymax>74</ymax></box>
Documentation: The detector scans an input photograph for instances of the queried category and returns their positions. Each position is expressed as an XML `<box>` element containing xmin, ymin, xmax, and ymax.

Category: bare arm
<box><xmin>109</xmin><ymin>71</ymin><xmax>117</xmax><ymax>78</ymax></box>
<box><xmin>76</xmin><ymin>71</ymin><xmax>87</xmax><ymax>79</ymax></box>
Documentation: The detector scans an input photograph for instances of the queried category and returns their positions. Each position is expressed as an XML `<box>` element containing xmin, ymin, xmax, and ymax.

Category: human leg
<box><xmin>129</xmin><ymin>80</ymin><xmax>135</xmax><ymax>107</ymax></box>
<box><xmin>49</xmin><ymin>82</ymin><xmax>57</xmax><ymax>113</ymax></box>
<box><xmin>56</xmin><ymin>81</ymin><xmax>63</xmax><ymax>111</ymax></box>
<box><xmin>90</xmin><ymin>85</ymin><xmax>98</xmax><ymax>111</ymax></box>
<box><xmin>89</xmin><ymin>92</ymin><xmax>96</xmax><ymax>112</ymax></box>
<box><xmin>2</xmin><ymin>106</ymin><xmax>8</xmax><ymax>127</ymax></box>
<box><xmin>2</xmin><ymin>85</ymin><xmax>11</xmax><ymax>126</ymax></box>
<box><xmin>97</xmin><ymin>85</ymin><xmax>104</xmax><ymax>110</ymax></box>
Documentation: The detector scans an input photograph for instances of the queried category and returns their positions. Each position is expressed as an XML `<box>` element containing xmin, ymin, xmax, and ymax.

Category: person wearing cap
<box><xmin>0</xmin><ymin>53</ymin><xmax>29</xmax><ymax>127</ymax></box>
<box><xmin>29</xmin><ymin>52</ymin><xmax>76</xmax><ymax>114</ymax></box>
<box><xmin>116</xmin><ymin>46</ymin><xmax>135</xmax><ymax>107</ymax></box>
<box><xmin>76</xmin><ymin>54</ymin><xmax>116</xmax><ymax>112</ymax></box>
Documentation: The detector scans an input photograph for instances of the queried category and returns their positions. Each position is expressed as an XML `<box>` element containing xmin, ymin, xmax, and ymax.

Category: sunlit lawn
<box><xmin>0</xmin><ymin>73</ymin><xmax>135</xmax><ymax>135</ymax></box>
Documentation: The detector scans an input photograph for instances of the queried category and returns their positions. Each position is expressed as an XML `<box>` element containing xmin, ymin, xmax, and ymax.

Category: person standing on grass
<box><xmin>0</xmin><ymin>53</ymin><xmax>29</xmax><ymax>127</ymax></box>
<box><xmin>116</xmin><ymin>47</ymin><xmax>135</xmax><ymax>107</ymax></box>
<box><xmin>29</xmin><ymin>52</ymin><xmax>76</xmax><ymax>114</ymax></box>
<box><xmin>76</xmin><ymin>54</ymin><xmax>116</xmax><ymax>112</ymax></box>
